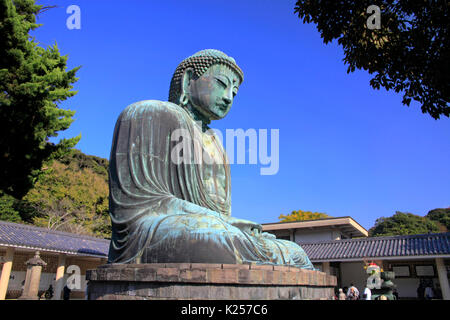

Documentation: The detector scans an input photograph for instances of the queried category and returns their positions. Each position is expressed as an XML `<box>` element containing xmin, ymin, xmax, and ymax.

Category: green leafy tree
<box><xmin>294</xmin><ymin>1</ymin><xmax>449</xmax><ymax>119</ymax></box>
<box><xmin>279</xmin><ymin>209</ymin><xmax>331</xmax><ymax>222</ymax></box>
<box><xmin>0</xmin><ymin>0</ymin><xmax>81</xmax><ymax>198</ymax></box>
<box><xmin>0</xmin><ymin>149</ymin><xmax>111</xmax><ymax>238</ymax></box>
<box><xmin>0</xmin><ymin>191</ymin><xmax>22</xmax><ymax>223</ymax></box>
<box><xmin>368</xmin><ymin>211</ymin><xmax>440</xmax><ymax>237</ymax></box>
<box><xmin>426</xmin><ymin>208</ymin><xmax>450</xmax><ymax>232</ymax></box>
<box><xmin>23</xmin><ymin>152</ymin><xmax>110</xmax><ymax>238</ymax></box>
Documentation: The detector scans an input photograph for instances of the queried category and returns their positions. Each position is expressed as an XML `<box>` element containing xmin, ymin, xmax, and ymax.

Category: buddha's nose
<box><xmin>223</xmin><ymin>90</ymin><xmax>233</xmax><ymax>105</ymax></box>
<box><xmin>223</xmin><ymin>96</ymin><xmax>232</xmax><ymax>105</ymax></box>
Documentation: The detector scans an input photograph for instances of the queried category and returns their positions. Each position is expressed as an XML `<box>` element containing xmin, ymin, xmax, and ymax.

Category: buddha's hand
<box><xmin>227</xmin><ymin>217</ymin><xmax>263</xmax><ymax>237</ymax></box>
<box><xmin>261</xmin><ymin>232</ymin><xmax>276</xmax><ymax>239</ymax></box>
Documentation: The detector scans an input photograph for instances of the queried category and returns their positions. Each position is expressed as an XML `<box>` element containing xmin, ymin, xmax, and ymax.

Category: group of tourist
<box><xmin>336</xmin><ymin>283</ymin><xmax>399</xmax><ymax>300</ymax></box>
<box><xmin>336</xmin><ymin>282</ymin><xmax>440</xmax><ymax>300</ymax></box>
<box><xmin>336</xmin><ymin>283</ymin><xmax>364</xmax><ymax>300</ymax></box>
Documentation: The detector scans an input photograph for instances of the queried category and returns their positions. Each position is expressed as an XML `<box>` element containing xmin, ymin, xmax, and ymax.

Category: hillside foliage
<box><xmin>0</xmin><ymin>149</ymin><xmax>111</xmax><ymax>238</ymax></box>
<box><xmin>426</xmin><ymin>208</ymin><xmax>450</xmax><ymax>232</ymax></box>
<box><xmin>368</xmin><ymin>211</ymin><xmax>445</xmax><ymax>237</ymax></box>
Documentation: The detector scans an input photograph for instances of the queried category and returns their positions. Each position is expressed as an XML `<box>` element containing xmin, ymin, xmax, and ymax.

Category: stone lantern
<box><xmin>18</xmin><ymin>251</ymin><xmax>47</xmax><ymax>300</ymax></box>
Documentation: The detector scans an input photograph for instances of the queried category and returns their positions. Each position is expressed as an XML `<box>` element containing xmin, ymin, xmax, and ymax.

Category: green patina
<box><xmin>107</xmin><ymin>49</ymin><xmax>314</xmax><ymax>268</ymax></box>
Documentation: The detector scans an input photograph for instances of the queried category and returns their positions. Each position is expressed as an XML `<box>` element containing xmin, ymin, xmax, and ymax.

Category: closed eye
<box><xmin>215</xmin><ymin>77</ymin><xmax>227</xmax><ymax>88</ymax></box>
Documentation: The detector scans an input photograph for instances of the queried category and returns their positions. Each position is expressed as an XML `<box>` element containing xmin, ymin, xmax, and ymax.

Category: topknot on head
<box><xmin>189</xmin><ymin>49</ymin><xmax>237</xmax><ymax>64</ymax></box>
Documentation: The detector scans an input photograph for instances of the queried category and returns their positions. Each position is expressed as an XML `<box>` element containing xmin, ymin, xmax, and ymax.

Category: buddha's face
<box><xmin>186</xmin><ymin>64</ymin><xmax>240</xmax><ymax>120</ymax></box>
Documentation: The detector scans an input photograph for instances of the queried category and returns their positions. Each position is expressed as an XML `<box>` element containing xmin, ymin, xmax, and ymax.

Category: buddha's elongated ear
<box><xmin>180</xmin><ymin>68</ymin><xmax>194</xmax><ymax>106</ymax></box>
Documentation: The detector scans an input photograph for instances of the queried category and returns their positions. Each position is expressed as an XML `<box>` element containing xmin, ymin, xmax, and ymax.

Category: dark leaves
<box><xmin>0</xmin><ymin>0</ymin><xmax>80</xmax><ymax>198</ymax></box>
<box><xmin>294</xmin><ymin>0</ymin><xmax>449</xmax><ymax>119</ymax></box>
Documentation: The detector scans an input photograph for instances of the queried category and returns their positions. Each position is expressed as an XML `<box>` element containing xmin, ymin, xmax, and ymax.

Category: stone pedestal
<box><xmin>86</xmin><ymin>263</ymin><xmax>337</xmax><ymax>300</ymax></box>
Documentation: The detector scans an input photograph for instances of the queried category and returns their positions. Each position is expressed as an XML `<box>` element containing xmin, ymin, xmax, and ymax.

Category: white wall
<box><xmin>295</xmin><ymin>229</ymin><xmax>341</xmax><ymax>243</ymax></box>
<box><xmin>7</xmin><ymin>271</ymin><xmax>26</xmax><ymax>290</ymax></box>
<box><xmin>8</xmin><ymin>271</ymin><xmax>86</xmax><ymax>294</ymax></box>
<box><xmin>339</xmin><ymin>262</ymin><xmax>367</xmax><ymax>293</ymax></box>
<box><xmin>268</xmin><ymin>228</ymin><xmax>344</xmax><ymax>243</ymax></box>
<box><xmin>394</xmin><ymin>278</ymin><xmax>420</xmax><ymax>298</ymax></box>
<box><xmin>392</xmin><ymin>277</ymin><xmax>440</xmax><ymax>299</ymax></box>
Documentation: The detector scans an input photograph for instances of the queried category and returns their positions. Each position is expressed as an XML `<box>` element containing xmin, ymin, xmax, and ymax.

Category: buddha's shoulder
<box><xmin>119</xmin><ymin>100</ymin><xmax>187</xmax><ymax>122</ymax></box>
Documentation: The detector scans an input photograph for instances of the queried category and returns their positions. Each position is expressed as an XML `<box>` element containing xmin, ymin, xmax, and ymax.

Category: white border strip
<box><xmin>0</xmin><ymin>243</ymin><xmax>107</xmax><ymax>258</ymax></box>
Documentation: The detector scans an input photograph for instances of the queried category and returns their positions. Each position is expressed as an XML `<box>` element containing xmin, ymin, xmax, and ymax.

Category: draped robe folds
<box><xmin>108</xmin><ymin>100</ymin><xmax>314</xmax><ymax>269</ymax></box>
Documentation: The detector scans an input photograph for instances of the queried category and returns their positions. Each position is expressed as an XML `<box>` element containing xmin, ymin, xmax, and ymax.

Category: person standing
<box><xmin>417</xmin><ymin>282</ymin><xmax>425</xmax><ymax>300</ymax></box>
<box><xmin>425</xmin><ymin>285</ymin><xmax>434</xmax><ymax>300</ymax></box>
<box><xmin>347</xmin><ymin>283</ymin><xmax>359</xmax><ymax>300</ymax></box>
<box><xmin>363</xmin><ymin>286</ymin><xmax>372</xmax><ymax>300</ymax></box>
<box><xmin>393</xmin><ymin>288</ymin><xmax>399</xmax><ymax>300</ymax></box>
<box><xmin>338</xmin><ymin>288</ymin><xmax>347</xmax><ymax>300</ymax></box>
<box><xmin>63</xmin><ymin>285</ymin><xmax>71</xmax><ymax>300</ymax></box>
<box><xmin>44</xmin><ymin>285</ymin><xmax>53</xmax><ymax>299</ymax></box>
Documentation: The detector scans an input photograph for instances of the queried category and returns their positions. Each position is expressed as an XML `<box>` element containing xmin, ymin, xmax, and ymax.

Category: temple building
<box><xmin>1</xmin><ymin>218</ymin><xmax>449</xmax><ymax>300</ymax></box>
<box><xmin>262</xmin><ymin>217</ymin><xmax>450</xmax><ymax>300</ymax></box>
<box><xmin>0</xmin><ymin>221</ymin><xmax>108</xmax><ymax>300</ymax></box>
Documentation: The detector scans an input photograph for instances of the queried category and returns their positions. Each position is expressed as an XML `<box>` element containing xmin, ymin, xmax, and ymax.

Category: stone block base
<box><xmin>86</xmin><ymin>263</ymin><xmax>337</xmax><ymax>300</ymax></box>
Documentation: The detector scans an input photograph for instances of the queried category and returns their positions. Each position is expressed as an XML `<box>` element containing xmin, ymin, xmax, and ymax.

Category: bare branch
<box><xmin>38</xmin><ymin>5</ymin><xmax>58</xmax><ymax>14</ymax></box>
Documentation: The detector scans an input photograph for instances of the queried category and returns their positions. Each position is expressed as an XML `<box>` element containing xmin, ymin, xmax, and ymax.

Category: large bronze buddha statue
<box><xmin>107</xmin><ymin>49</ymin><xmax>314</xmax><ymax>269</ymax></box>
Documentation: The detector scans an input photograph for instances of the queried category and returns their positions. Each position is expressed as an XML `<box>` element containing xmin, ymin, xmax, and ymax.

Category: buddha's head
<box><xmin>169</xmin><ymin>49</ymin><xmax>244</xmax><ymax>121</ymax></box>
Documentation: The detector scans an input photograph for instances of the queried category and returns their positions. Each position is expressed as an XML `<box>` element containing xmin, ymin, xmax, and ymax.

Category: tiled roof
<box><xmin>301</xmin><ymin>232</ymin><xmax>450</xmax><ymax>261</ymax></box>
<box><xmin>0</xmin><ymin>221</ymin><xmax>109</xmax><ymax>257</ymax></box>
<box><xmin>2</xmin><ymin>220</ymin><xmax>449</xmax><ymax>262</ymax></box>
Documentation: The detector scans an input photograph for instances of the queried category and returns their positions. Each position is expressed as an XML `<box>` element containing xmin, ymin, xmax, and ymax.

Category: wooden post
<box><xmin>53</xmin><ymin>254</ymin><xmax>66</xmax><ymax>300</ymax></box>
<box><xmin>0</xmin><ymin>247</ymin><xmax>14</xmax><ymax>300</ymax></box>
<box><xmin>436</xmin><ymin>258</ymin><xmax>450</xmax><ymax>300</ymax></box>
<box><xmin>322</xmin><ymin>261</ymin><xmax>331</xmax><ymax>274</ymax></box>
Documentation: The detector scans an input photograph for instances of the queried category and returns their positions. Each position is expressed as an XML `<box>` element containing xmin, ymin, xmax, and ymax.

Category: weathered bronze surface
<box><xmin>107</xmin><ymin>49</ymin><xmax>314</xmax><ymax>269</ymax></box>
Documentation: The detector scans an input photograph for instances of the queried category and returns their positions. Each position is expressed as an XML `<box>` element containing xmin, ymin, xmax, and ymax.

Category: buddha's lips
<box><xmin>217</xmin><ymin>103</ymin><xmax>229</xmax><ymax>111</ymax></box>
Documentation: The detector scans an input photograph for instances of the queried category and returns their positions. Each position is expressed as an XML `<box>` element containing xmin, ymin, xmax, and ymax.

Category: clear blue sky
<box><xmin>33</xmin><ymin>0</ymin><xmax>450</xmax><ymax>231</ymax></box>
